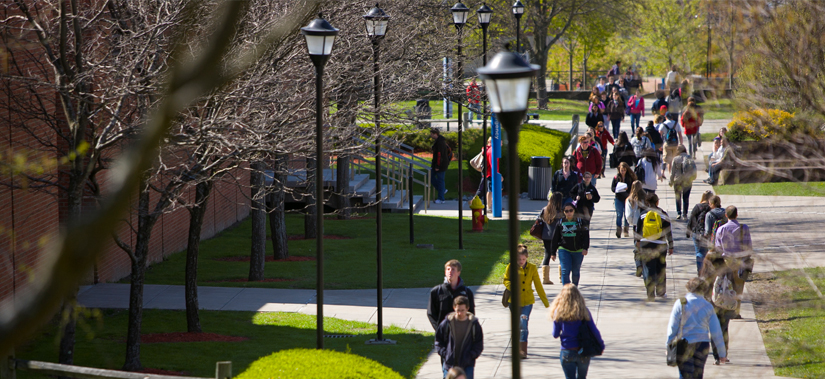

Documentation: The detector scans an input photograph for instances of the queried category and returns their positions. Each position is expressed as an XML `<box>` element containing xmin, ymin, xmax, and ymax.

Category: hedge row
<box><xmin>236</xmin><ymin>349</ymin><xmax>404</xmax><ymax>379</ymax></box>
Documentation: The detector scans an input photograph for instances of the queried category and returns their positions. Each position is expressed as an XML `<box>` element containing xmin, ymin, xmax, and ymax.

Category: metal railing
<box><xmin>350</xmin><ymin>136</ymin><xmax>432</xmax><ymax>212</ymax></box>
<box><xmin>567</xmin><ymin>114</ymin><xmax>580</xmax><ymax>155</ymax></box>
<box><xmin>4</xmin><ymin>359</ymin><xmax>230</xmax><ymax>379</ymax></box>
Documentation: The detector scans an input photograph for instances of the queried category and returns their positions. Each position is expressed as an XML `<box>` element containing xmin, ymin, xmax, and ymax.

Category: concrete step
<box><xmin>355</xmin><ymin>181</ymin><xmax>377</xmax><ymax>198</ymax></box>
<box><xmin>391</xmin><ymin>195</ymin><xmax>424</xmax><ymax>213</ymax></box>
<box><xmin>348</xmin><ymin>174</ymin><xmax>370</xmax><ymax>192</ymax></box>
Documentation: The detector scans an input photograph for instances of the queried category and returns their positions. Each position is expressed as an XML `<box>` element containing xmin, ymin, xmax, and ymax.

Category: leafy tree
<box><xmin>630</xmin><ymin>0</ymin><xmax>704</xmax><ymax>75</ymax></box>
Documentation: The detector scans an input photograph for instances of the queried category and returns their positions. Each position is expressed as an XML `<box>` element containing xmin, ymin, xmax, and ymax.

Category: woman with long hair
<box><xmin>681</xmin><ymin>97</ymin><xmax>705</xmax><ymax>159</ymax></box>
<box><xmin>573</xmin><ymin>135</ymin><xmax>603</xmax><ymax>186</ymax></box>
<box><xmin>611</xmin><ymin>162</ymin><xmax>637</xmax><ymax>238</ymax></box>
<box><xmin>631</xmin><ymin>127</ymin><xmax>653</xmax><ymax>162</ymax></box>
<box><xmin>550</xmin><ymin>284</ymin><xmax>605</xmax><ymax>379</ymax></box>
<box><xmin>549</xmin><ymin>203</ymin><xmax>590</xmax><ymax>286</ymax></box>
<box><xmin>552</xmin><ymin>156</ymin><xmax>580</xmax><ymax>205</ymax></box>
<box><xmin>638</xmin><ymin>147</ymin><xmax>663</xmax><ymax>193</ymax></box>
<box><xmin>504</xmin><ymin>244</ymin><xmax>550</xmax><ymax>359</ymax></box>
<box><xmin>667</xmin><ymin>277</ymin><xmax>727</xmax><ymax>377</ymax></box>
<box><xmin>687</xmin><ymin>190</ymin><xmax>715</xmax><ymax>274</ymax></box>
<box><xmin>625</xmin><ymin>180</ymin><xmax>647</xmax><ymax>277</ymax></box>
<box><xmin>539</xmin><ymin>192</ymin><xmax>564</xmax><ymax>284</ymax></box>
<box><xmin>614</xmin><ymin>131</ymin><xmax>635</xmax><ymax>168</ymax></box>
<box><xmin>594</xmin><ymin>122</ymin><xmax>614</xmax><ymax>178</ymax></box>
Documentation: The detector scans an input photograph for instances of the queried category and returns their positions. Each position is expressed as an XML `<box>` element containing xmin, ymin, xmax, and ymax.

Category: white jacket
<box><xmin>638</xmin><ymin>158</ymin><xmax>662</xmax><ymax>191</ymax></box>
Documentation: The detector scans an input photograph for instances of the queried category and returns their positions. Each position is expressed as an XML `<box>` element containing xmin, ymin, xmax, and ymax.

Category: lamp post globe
<box><xmin>363</xmin><ymin>3</ymin><xmax>389</xmax><ymax>38</ymax></box>
<box><xmin>451</xmin><ymin>2</ymin><xmax>470</xmax><ymax>30</ymax></box>
<box><xmin>512</xmin><ymin>0</ymin><xmax>524</xmax><ymax>18</ymax></box>
<box><xmin>301</xmin><ymin>14</ymin><xmax>339</xmax><ymax>68</ymax></box>
<box><xmin>477</xmin><ymin>3</ymin><xmax>492</xmax><ymax>27</ymax></box>
<box><xmin>477</xmin><ymin>50</ymin><xmax>537</xmax><ymax>379</ymax></box>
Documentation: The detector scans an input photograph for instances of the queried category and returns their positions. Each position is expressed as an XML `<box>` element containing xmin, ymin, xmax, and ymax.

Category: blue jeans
<box><xmin>640</xmin><ymin>242</ymin><xmax>667</xmax><ymax>298</ymax></box>
<box><xmin>520</xmin><ymin>304</ymin><xmax>533</xmax><ymax>342</ymax></box>
<box><xmin>708</xmin><ymin>164</ymin><xmax>721</xmax><ymax>184</ymax></box>
<box><xmin>630</xmin><ymin>113</ymin><xmax>641</xmax><ymax>130</ymax></box>
<box><xmin>674</xmin><ymin>185</ymin><xmax>691</xmax><ymax>217</ymax></box>
<box><xmin>686</xmin><ymin>133</ymin><xmax>699</xmax><ymax>158</ymax></box>
<box><xmin>678</xmin><ymin>341</ymin><xmax>710</xmax><ymax>379</ymax></box>
<box><xmin>692</xmin><ymin>235</ymin><xmax>708</xmax><ymax>274</ymax></box>
<box><xmin>611</xmin><ymin>119</ymin><xmax>622</xmax><ymax>140</ymax></box>
<box><xmin>432</xmin><ymin>170</ymin><xmax>446</xmax><ymax>201</ymax></box>
<box><xmin>614</xmin><ymin>197</ymin><xmax>628</xmax><ymax>227</ymax></box>
<box><xmin>442</xmin><ymin>366</ymin><xmax>474</xmax><ymax>379</ymax></box>
<box><xmin>558</xmin><ymin>248</ymin><xmax>584</xmax><ymax>286</ymax></box>
<box><xmin>560</xmin><ymin>349</ymin><xmax>591</xmax><ymax>379</ymax></box>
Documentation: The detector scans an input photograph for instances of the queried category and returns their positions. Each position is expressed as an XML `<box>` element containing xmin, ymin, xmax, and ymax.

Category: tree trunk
<box><xmin>336</xmin><ymin>155</ymin><xmax>350</xmax><ymax>219</ymax></box>
<box><xmin>249</xmin><ymin>161</ymin><xmax>266</xmax><ymax>281</ymax></box>
<box><xmin>185</xmin><ymin>180</ymin><xmax>212</xmax><ymax>333</ymax></box>
<box><xmin>58</xmin><ymin>169</ymin><xmax>85</xmax><ymax>372</ymax></box>
<box><xmin>304</xmin><ymin>157</ymin><xmax>317</xmax><ymax>238</ymax></box>
<box><xmin>535</xmin><ymin>51</ymin><xmax>549</xmax><ymax>109</ymax></box>
<box><xmin>123</xmin><ymin>188</ymin><xmax>155</xmax><ymax>372</ymax></box>
<box><xmin>569</xmin><ymin>50</ymin><xmax>574</xmax><ymax>91</ymax></box>
<box><xmin>268</xmin><ymin>155</ymin><xmax>288</xmax><ymax>260</ymax></box>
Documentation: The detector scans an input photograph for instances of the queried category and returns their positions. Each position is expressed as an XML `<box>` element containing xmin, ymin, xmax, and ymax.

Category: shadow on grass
<box><xmin>16</xmin><ymin>310</ymin><xmax>432</xmax><ymax>379</ymax></box>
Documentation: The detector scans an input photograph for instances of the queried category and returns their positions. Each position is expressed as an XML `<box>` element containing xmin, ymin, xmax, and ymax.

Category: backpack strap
<box><xmin>677</xmin><ymin>297</ymin><xmax>687</xmax><ymax>340</ymax></box>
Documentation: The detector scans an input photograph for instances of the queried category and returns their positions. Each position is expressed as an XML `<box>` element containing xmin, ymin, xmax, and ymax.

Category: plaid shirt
<box><xmin>714</xmin><ymin>220</ymin><xmax>752</xmax><ymax>256</ymax></box>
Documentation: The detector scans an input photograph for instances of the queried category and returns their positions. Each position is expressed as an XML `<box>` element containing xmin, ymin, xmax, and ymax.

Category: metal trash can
<box><xmin>528</xmin><ymin>156</ymin><xmax>553</xmax><ymax>200</ymax></box>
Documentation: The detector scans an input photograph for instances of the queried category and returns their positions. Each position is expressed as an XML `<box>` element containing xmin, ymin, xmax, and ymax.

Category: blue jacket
<box><xmin>666</xmin><ymin>292</ymin><xmax>727</xmax><ymax>357</ymax></box>
<box><xmin>435</xmin><ymin>312</ymin><xmax>484</xmax><ymax>369</ymax></box>
<box><xmin>552</xmin><ymin>309</ymin><xmax>605</xmax><ymax>351</ymax></box>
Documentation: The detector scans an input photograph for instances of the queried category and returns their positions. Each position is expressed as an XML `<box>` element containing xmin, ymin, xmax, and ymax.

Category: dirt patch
<box><xmin>141</xmin><ymin>332</ymin><xmax>249</xmax><ymax>343</ymax></box>
<box><xmin>287</xmin><ymin>234</ymin><xmax>351</xmax><ymax>240</ymax></box>
<box><xmin>205</xmin><ymin>278</ymin><xmax>298</xmax><ymax>283</ymax></box>
<box><xmin>214</xmin><ymin>256</ymin><xmax>315</xmax><ymax>262</ymax></box>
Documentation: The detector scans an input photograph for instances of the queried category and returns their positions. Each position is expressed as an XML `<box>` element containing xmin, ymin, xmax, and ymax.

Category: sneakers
<box><xmin>676</xmin><ymin>215</ymin><xmax>683</xmax><ymax>220</ymax></box>
<box><xmin>660</xmin><ymin>293</ymin><xmax>668</xmax><ymax>299</ymax></box>
<box><xmin>714</xmin><ymin>359</ymin><xmax>721</xmax><ymax>365</ymax></box>
<box><xmin>434</xmin><ymin>199</ymin><xmax>444</xmax><ymax>204</ymax></box>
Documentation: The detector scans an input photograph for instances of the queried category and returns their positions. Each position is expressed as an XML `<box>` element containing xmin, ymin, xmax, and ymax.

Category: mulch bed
<box><xmin>214</xmin><ymin>256</ymin><xmax>315</xmax><ymax>262</ymax></box>
<box><xmin>141</xmin><ymin>332</ymin><xmax>249</xmax><ymax>344</ymax></box>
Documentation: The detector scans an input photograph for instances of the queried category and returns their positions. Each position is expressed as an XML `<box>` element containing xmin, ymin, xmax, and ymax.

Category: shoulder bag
<box><xmin>470</xmin><ymin>151</ymin><xmax>484</xmax><ymax>172</ymax></box>
<box><xmin>667</xmin><ymin>297</ymin><xmax>691</xmax><ymax>366</ymax></box>
<box><xmin>577</xmin><ymin>313</ymin><xmax>604</xmax><ymax>357</ymax></box>
<box><xmin>530</xmin><ymin>219</ymin><xmax>545</xmax><ymax>240</ymax></box>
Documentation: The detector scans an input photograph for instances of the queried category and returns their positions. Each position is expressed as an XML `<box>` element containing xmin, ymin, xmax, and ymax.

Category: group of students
<box><xmin>428</xmin><ymin>254</ymin><xmax>605</xmax><ymax>379</ymax></box>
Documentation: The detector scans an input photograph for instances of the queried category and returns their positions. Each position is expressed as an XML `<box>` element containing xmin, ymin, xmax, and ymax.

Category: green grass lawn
<box><xmin>15</xmin><ymin>310</ymin><xmax>432</xmax><ymax>379</ymax></box>
<box><xmin>528</xmin><ymin>99</ymin><xmax>588</xmax><ymax>121</ymax></box>
<box><xmin>750</xmin><ymin>268</ymin><xmax>825</xmax><ymax>378</ymax></box>
<box><xmin>713</xmin><ymin>182</ymin><xmax>825</xmax><ymax>197</ymax></box>
<box><xmin>141</xmin><ymin>213</ymin><xmax>534</xmax><ymax>289</ymax></box>
<box><xmin>700</xmin><ymin>98</ymin><xmax>737</xmax><ymax>120</ymax></box>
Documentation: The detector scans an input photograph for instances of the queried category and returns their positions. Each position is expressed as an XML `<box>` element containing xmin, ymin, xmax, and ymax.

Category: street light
<box><xmin>301</xmin><ymin>13</ymin><xmax>338</xmax><ymax>350</ymax></box>
<box><xmin>363</xmin><ymin>3</ymin><xmax>395</xmax><ymax>346</ymax></box>
<box><xmin>478</xmin><ymin>50</ymin><xmax>538</xmax><ymax>379</ymax></box>
<box><xmin>451</xmin><ymin>2</ymin><xmax>469</xmax><ymax>250</ymax></box>
<box><xmin>477</xmin><ymin>3</ymin><xmax>492</xmax><ymax>215</ymax></box>
<box><xmin>512</xmin><ymin>0</ymin><xmax>524</xmax><ymax>54</ymax></box>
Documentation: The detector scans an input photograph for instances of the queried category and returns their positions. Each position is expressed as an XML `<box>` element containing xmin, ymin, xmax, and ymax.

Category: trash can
<box><xmin>528</xmin><ymin>156</ymin><xmax>553</xmax><ymax>200</ymax></box>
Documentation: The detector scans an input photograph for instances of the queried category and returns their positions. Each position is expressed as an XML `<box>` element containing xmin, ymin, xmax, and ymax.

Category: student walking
<box><xmin>657</xmin><ymin>115</ymin><xmax>683</xmax><ymax>173</ymax></box>
<box><xmin>549</xmin><ymin>203</ymin><xmax>591</xmax><ymax>286</ymax></box>
<box><xmin>606</xmin><ymin>92</ymin><xmax>626</xmax><ymax>139</ymax></box>
<box><xmin>504</xmin><ymin>244</ymin><xmax>551</xmax><ymax>359</ymax></box>
<box><xmin>539</xmin><ymin>192</ymin><xmax>564</xmax><ymax>284</ymax></box>
<box><xmin>669</xmin><ymin>145</ymin><xmax>697</xmax><ymax>220</ymax></box>
<box><xmin>704</xmin><ymin>196</ymin><xmax>727</xmax><ymax>245</ymax></box>
<box><xmin>651</xmin><ymin>90</ymin><xmax>669</xmax><ymax>117</ymax></box>
<box><xmin>626</xmin><ymin>89</ymin><xmax>645</xmax><ymax>131</ymax></box>
<box><xmin>699</xmin><ymin>254</ymin><xmax>740</xmax><ymax>366</ymax></box>
<box><xmin>428</xmin><ymin>260</ymin><xmax>476</xmax><ymax>331</ymax></box>
<box><xmin>637</xmin><ymin>148</ymin><xmax>664</xmax><ymax>193</ymax></box>
<box><xmin>625</xmin><ymin>180</ymin><xmax>648</xmax><ymax>276</ymax></box>
<box><xmin>435</xmin><ymin>296</ymin><xmax>484</xmax><ymax>379</ymax></box>
<box><xmin>594</xmin><ymin>122</ymin><xmax>614</xmax><ymax>177</ymax></box>
<box><xmin>645</xmin><ymin>120</ymin><xmax>664</xmax><ymax>157</ymax></box>
<box><xmin>613</xmin><ymin>131</ymin><xmax>636</xmax><ymax>168</ymax></box>
<box><xmin>681</xmin><ymin>97</ymin><xmax>704</xmax><ymax>159</ymax></box>
<box><xmin>570</xmin><ymin>172</ymin><xmax>600</xmax><ymax>222</ymax></box>
<box><xmin>611</xmin><ymin>162</ymin><xmax>636</xmax><ymax>238</ymax></box>
<box><xmin>430</xmin><ymin>128</ymin><xmax>451</xmax><ymax>203</ymax></box>
<box><xmin>630</xmin><ymin>127</ymin><xmax>653</xmax><ymax>161</ymax></box>
<box><xmin>573</xmin><ymin>136</ymin><xmax>603</xmax><ymax>186</ymax></box>
<box><xmin>549</xmin><ymin>284</ymin><xmax>605</xmax><ymax>379</ymax></box>
<box><xmin>636</xmin><ymin>193</ymin><xmax>673</xmax><ymax>300</ymax></box>
<box><xmin>686</xmin><ymin>190</ymin><xmax>714</xmax><ymax>274</ymax></box>
<box><xmin>713</xmin><ymin>206</ymin><xmax>754</xmax><ymax>318</ymax></box>
<box><xmin>552</xmin><ymin>156</ymin><xmax>581</xmax><ymax>204</ymax></box>
<box><xmin>667</xmin><ymin>277</ymin><xmax>728</xmax><ymax>379</ymax></box>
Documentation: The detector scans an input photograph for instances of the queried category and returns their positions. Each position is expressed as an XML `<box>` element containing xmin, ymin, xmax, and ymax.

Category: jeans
<box><xmin>520</xmin><ymin>304</ymin><xmax>533</xmax><ymax>342</ymax></box>
<box><xmin>432</xmin><ymin>170</ymin><xmax>446</xmax><ymax>201</ymax></box>
<box><xmin>640</xmin><ymin>242</ymin><xmax>667</xmax><ymax>299</ymax></box>
<box><xmin>678</xmin><ymin>341</ymin><xmax>710</xmax><ymax>379</ymax></box>
<box><xmin>611</xmin><ymin>119</ymin><xmax>622</xmax><ymax>140</ymax></box>
<box><xmin>630</xmin><ymin>113</ymin><xmax>641</xmax><ymax>130</ymax></box>
<box><xmin>686</xmin><ymin>133</ymin><xmax>699</xmax><ymax>158</ymax></box>
<box><xmin>692</xmin><ymin>235</ymin><xmax>708</xmax><ymax>274</ymax></box>
<box><xmin>442</xmin><ymin>366</ymin><xmax>474</xmax><ymax>379</ymax></box>
<box><xmin>614</xmin><ymin>197</ymin><xmax>628</xmax><ymax>227</ymax></box>
<box><xmin>712</xmin><ymin>309</ymin><xmax>736</xmax><ymax>360</ymax></box>
<box><xmin>558</xmin><ymin>248</ymin><xmax>584</xmax><ymax>286</ymax></box>
<box><xmin>560</xmin><ymin>349</ymin><xmax>591</xmax><ymax>379</ymax></box>
<box><xmin>674</xmin><ymin>185</ymin><xmax>691</xmax><ymax>217</ymax></box>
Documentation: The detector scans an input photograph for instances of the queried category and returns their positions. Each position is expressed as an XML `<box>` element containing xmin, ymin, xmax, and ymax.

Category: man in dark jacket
<box><xmin>569</xmin><ymin>172</ymin><xmax>600</xmax><ymax>222</ymax></box>
<box><xmin>430</xmin><ymin>128</ymin><xmax>451</xmax><ymax>203</ymax></box>
<box><xmin>635</xmin><ymin>193</ymin><xmax>674</xmax><ymax>301</ymax></box>
<box><xmin>435</xmin><ymin>296</ymin><xmax>483</xmax><ymax>379</ymax></box>
<box><xmin>428</xmin><ymin>260</ymin><xmax>476</xmax><ymax>331</ymax></box>
<box><xmin>650</xmin><ymin>90</ymin><xmax>668</xmax><ymax>117</ymax></box>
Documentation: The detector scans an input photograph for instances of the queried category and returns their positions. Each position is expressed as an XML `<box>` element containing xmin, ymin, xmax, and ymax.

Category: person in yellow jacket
<box><xmin>504</xmin><ymin>244</ymin><xmax>551</xmax><ymax>360</ymax></box>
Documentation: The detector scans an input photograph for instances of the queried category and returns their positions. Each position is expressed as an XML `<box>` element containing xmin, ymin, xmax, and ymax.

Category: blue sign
<box><xmin>491</xmin><ymin>114</ymin><xmax>502</xmax><ymax>218</ymax></box>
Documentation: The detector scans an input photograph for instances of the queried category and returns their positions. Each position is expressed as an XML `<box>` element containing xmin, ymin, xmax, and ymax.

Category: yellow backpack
<box><xmin>642</xmin><ymin>210</ymin><xmax>663</xmax><ymax>240</ymax></box>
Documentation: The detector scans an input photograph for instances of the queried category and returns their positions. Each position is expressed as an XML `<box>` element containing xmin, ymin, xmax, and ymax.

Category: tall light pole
<box><xmin>451</xmin><ymin>2</ymin><xmax>469</xmax><ymax>250</ymax></box>
<box><xmin>477</xmin><ymin>3</ymin><xmax>492</xmax><ymax>214</ymax></box>
<box><xmin>300</xmin><ymin>13</ymin><xmax>338</xmax><ymax>350</ymax></box>
<box><xmin>363</xmin><ymin>4</ymin><xmax>395</xmax><ymax>346</ymax></box>
<box><xmin>512</xmin><ymin>0</ymin><xmax>524</xmax><ymax>54</ymax></box>
<box><xmin>478</xmin><ymin>51</ymin><xmax>538</xmax><ymax>379</ymax></box>
<box><xmin>706</xmin><ymin>13</ymin><xmax>712</xmax><ymax>79</ymax></box>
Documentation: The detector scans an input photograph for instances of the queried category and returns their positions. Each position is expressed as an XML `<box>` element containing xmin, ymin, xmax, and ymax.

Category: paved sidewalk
<box><xmin>78</xmin><ymin>140</ymin><xmax>816</xmax><ymax>379</ymax></box>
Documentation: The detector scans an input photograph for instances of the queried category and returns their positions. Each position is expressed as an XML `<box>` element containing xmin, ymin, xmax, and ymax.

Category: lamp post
<box><xmin>706</xmin><ymin>14</ymin><xmax>712</xmax><ymax>79</ymax></box>
<box><xmin>451</xmin><ymin>2</ymin><xmax>469</xmax><ymax>250</ymax></box>
<box><xmin>363</xmin><ymin>4</ymin><xmax>395</xmax><ymax>346</ymax></box>
<box><xmin>477</xmin><ymin>3</ymin><xmax>492</xmax><ymax>214</ymax></box>
<box><xmin>512</xmin><ymin>0</ymin><xmax>524</xmax><ymax>54</ymax></box>
<box><xmin>478</xmin><ymin>50</ymin><xmax>538</xmax><ymax>379</ymax></box>
<box><xmin>301</xmin><ymin>14</ymin><xmax>338</xmax><ymax>350</ymax></box>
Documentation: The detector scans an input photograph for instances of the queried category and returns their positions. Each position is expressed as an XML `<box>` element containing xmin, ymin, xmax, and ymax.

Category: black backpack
<box><xmin>694</xmin><ymin>206</ymin><xmax>711</xmax><ymax>235</ymax></box>
<box><xmin>646</xmin><ymin>125</ymin><xmax>663</xmax><ymax>146</ymax></box>
<box><xmin>664</xmin><ymin>121</ymin><xmax>679</xmax><ymax>146</ymax></box>
<box><xmin>585</xmin><ymin>111</ymin><xmax>601</xmax><ymax>128</ymax></box>
<box><xmin>634</xmin><ymin>163</ymin><xmax>646</xmax><ymax>182</ymax></box>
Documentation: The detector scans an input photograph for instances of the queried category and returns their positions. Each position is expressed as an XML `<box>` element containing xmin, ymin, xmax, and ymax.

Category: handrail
<box><xmin>12</xmin><ymin>359</ymin><xmax>221</xmax><ymax>379</ymax></box>
<box><xmin>567</xmin><ymin>114</ymin><xmax>580</xmax><ymax>155</ymax></box>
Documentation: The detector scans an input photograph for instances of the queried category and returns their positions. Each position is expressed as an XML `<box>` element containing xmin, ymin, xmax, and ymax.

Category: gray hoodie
<box><xmin>704</xmin><ymin>207</ymin><xmax>727</xmax><ymax>238</ymax></box>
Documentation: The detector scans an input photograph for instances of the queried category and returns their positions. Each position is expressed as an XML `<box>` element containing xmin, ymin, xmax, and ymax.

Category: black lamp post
<box><xmin>301</xmin><ymin>13</ymin><xmax>338</xmax><ymax>350</ymax></box>
<box><xmin>477</xmin><ymin>3</ymin><xmax>492</xmax><ymax>214</ymax></box>
<box><xmin>512</xmin><ymin>0</ymin><xmax>524</xmax><ymax>54</ymax></box>
<box><xmin>478</xmin><ymin>51</ymin><xmax>538</xmax><ymax>379</ymax></box>
<box><xmin>363</xmin><ymin>4</ymin><xmax>395</xmax><ymax>346</ymax></box>
<box><xmin>451</xmin><ymin>2</ymin><xmax>469</xmax><ymax>250</ymax></box>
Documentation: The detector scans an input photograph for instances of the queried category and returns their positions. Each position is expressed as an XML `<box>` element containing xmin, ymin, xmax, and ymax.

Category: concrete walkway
<box><xmin>77</xmin><ymin>138</ymin><xmax>817</xmax><ymax>379</ymax></box>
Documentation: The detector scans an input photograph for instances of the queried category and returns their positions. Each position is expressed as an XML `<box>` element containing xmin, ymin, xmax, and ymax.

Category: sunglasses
<box><xmin>564</xmin><ymin>209</ymin><xmax>575</xmax><ymax>213</ymax></box>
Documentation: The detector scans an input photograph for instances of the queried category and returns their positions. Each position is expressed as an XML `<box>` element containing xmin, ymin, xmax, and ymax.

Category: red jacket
<box><xmin>573</xmin><ymin>145</ymin><xmax>603</xmax><ymax>176</ymax></box>
<box><xmin>681</xmin><ymin>107</ymin><xmax>704</xmax><ymax>135</ymax></box>
<box><xmin>596</xmin><ymin>129</ymin><xmax>614</xmax><ymax>151</ymax></box>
